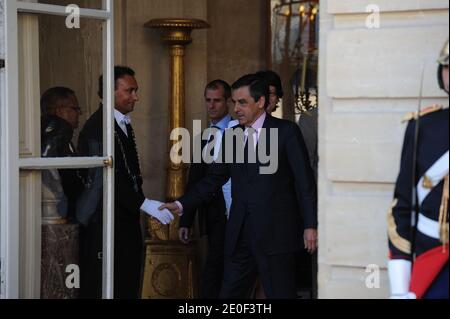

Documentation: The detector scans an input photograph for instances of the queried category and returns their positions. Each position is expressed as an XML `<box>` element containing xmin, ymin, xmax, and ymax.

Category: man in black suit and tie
<box><xmin>179</xmin><ymin>79</ymin><xmax>235</xmax><ymax>298</ymax></box>
<box><xmin>161</xmin><ymin>74</ymin><xmax>317</xmax><ymax>298</ymax></box>
<box><xmin>78</xmin><ymin>66</ymin><xmax>174</xmax><ymax>299</ymax></box>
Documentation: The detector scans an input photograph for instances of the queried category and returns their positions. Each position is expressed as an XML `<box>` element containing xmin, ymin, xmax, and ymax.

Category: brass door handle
<box><xmin>103</xmin><ymin>156</ymin><xmax>114</xmax><ymax>168</ymax></box>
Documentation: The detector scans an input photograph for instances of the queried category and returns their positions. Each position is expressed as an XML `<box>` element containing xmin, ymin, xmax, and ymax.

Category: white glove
<box><xmin>390</xmin><ymin>292</ymin><xmax>417</xmax><ymax>299</ymax></box>
<box><xmin>141</xmin><ymin>199</ymin><xmax>174</xmax><ymax>225</ymax></box>
<box><xmin>388</xmin><ymin>259</ymin><xmax>416</xmax><ymax>299</ymax></box>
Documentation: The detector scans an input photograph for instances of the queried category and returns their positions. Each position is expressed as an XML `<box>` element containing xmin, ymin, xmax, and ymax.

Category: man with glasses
<box><xmin>40</xmin><ymin>86</ymin><xmax>83</xmax><ymax>222</ymax></box>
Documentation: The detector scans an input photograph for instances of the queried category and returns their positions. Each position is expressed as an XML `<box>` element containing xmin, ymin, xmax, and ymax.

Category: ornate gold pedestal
<box><xmin>142</xmin><ymin>18</ymin><xmax>209</xmax><ymax>299</ymax></box>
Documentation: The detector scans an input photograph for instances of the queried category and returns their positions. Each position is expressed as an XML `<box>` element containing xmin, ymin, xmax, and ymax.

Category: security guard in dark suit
<box><xmin>388</xmin><ymin>39</ymin><xmax>449</xmax><ymax>299</ymax></box>
<box><xmin>178</xmin><ymin>80</ymin><xmax>233</xmax><ymax>299</ymax></box>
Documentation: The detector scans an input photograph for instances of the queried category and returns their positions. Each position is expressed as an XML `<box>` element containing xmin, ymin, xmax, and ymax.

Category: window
<box><xmin>1</xmin><ymin>0</ymin><xmax>115</xmax><ymax>298</ymax></box>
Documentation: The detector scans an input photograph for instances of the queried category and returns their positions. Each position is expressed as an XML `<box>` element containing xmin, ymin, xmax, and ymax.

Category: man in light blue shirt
<box><xmin>178</xmin><ymin>79</ymin><xmax>234</xmax><ymax>298</ymax></box>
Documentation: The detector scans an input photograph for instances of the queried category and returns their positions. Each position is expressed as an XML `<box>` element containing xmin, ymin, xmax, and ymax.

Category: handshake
<box><xmin>140</xmin><ymin>199</ymin><xmax>183</xmax><ymax>225</ymax></box>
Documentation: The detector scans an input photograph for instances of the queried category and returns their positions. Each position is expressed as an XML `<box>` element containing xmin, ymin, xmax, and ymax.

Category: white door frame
<box><xmin>1</xmin><ymin>0</ymin><xmax>115</xmax><ymax>299</ymax></box>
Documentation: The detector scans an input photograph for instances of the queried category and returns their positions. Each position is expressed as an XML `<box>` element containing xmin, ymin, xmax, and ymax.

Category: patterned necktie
<box><xmin>121</xmin><ymin>115</ymin><xmax>131</xmax><ymax>125</ymax></box>
<box><xmin>244</xmin><ymin>127</ymin><xmax>257</xmax><ymax>176</ymax></box>
<box><xmin>119</xmin><ymin>115</ymin><xmax>131</xmax><ymax>136</ymax></box>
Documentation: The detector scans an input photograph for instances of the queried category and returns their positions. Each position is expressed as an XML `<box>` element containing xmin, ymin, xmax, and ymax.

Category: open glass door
<box><xmin>1</xmin><ymin>0</ymin><xmax>115</xmax><ymax>298</ymax></box>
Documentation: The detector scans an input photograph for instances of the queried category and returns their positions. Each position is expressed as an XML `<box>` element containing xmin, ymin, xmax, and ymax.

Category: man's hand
<box><xmin>141</xmin><ymin>199</ymin><xmax>174</xmax><ymax>225</ymax></box>
<box><xmin>304</xmin><ymin>228</ymin><xmax>318</xmax><ymax>254</ymax></box>
<box><xmin>178</xmin><ymin>227</ymin><xmax>192</xmax><ymax>244</ymax></box>
<box><xmin>159</xmin><ymin>202</ymin><xmax>183</xmax><ymax>216</ymax></box>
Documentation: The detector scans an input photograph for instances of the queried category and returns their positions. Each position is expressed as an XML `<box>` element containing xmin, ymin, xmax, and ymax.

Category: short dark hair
<box><xmin>255</xmin><ymin>70</ymin><xmax>284</xmax><ymax>98</ymax></box>
<box><xmin>231</xmin><ymin>74</ymin><xmax>269</xmax><ymax>109</ymax></box>
<box><xmin>40</xmin><ymin>87</ymin><xmax>76</xmax><ymax>116</ymax></box>
<box><xmin>98</xmin><ymin>66</ymin><xmax>136</xmax><ymax>99</ymax></box>
<box><xmin>204</xmin><ymin>79</ymin><xmax>231</xmax><ymax>100</ymax></box>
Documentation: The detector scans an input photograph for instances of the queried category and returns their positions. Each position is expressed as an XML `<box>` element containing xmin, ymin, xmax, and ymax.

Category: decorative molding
<box><xmin>141</xmin><ymin>243</ymin><xmax>198</xmax><ymax>299</ymax></box>
<box><xmin>145</xmin><ymin>18</ymin><xmax>209</xmax><ymax>45</ymax></box>
<box><xmin>151</xmin><ymin>263</ymin><xmax>182</xmax><ymax>297</ymax></box>
<box><xmin>145</xmin><ymin>18</ymin><xmax>210</xmax><ymax>29</ymax></box>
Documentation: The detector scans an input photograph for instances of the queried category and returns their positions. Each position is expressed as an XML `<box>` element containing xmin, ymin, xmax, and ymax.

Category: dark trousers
<box><xmin>79</xmin><ymin>215</ymin><xmax>143</xmax><ymax>299</ymax></box>
<box><xmin>219</xmin><ymin>216</ymin><xmax>297</xmax><ymax>299</ymax></box>
<box><xmin>114</xmin><ymin>217</ymin><xmax>143</xmax><ymax>299</ymax></box>
<box><xmin>200</xmin><ymin>213</ymin><xmax>227</xmax><ymax>299</ymax></box>
<box><xmin>79</xmin><ymin>220</ymin><xmax>102</xmax><ymax>299</ymax></box>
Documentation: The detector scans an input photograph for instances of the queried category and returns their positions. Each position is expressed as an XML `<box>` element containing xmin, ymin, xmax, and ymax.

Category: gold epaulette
<box><xmin>402</xmin><ymin>104</ymin><xmax>444</xmax><ymax>123</ymax></box>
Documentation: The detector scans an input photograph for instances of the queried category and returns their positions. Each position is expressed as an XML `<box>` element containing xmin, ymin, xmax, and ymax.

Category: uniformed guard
<box><xmin>387</xmin><ymin>39</ymin><xmax>449</xmax><ymax>299</ymax></box>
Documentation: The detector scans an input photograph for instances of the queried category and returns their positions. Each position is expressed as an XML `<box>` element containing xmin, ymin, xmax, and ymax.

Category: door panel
<box><xmin>1</xmin><ymin>0</ymin><xmax>115</xmax><ymax>299</ymax></box>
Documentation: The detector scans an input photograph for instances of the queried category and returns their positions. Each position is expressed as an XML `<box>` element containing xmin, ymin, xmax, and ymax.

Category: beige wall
<box><xmin>318</xmin><ymin>0</ymin><xmax>449</xmax><ymax>298</ymax></box>
<box><xmin>207</xmin><ymin>0</ymin><xmax>268</xmax><ymax>84</ymax></box>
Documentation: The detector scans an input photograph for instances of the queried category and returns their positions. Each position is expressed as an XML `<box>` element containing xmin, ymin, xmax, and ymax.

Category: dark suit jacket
<box><xmin>178</xmin><ymin>114</ymin><xmax>317</xmax><ymax>256</ymax></box>
<box><xmin>41</xmin><ymin>115</ymin><xmax>84</xmax><ymax>220</ymax></box>
<box><xmin>77</xmin><ymin>106</ymin><xmax>144</xmax><ymax>298</ymax></box>
<box><xmin>77</xmin><ymin>106</ymin><xmax>145</xmax><ymax>223</ymax></box>
<box><xmin>179</xmin><ymin>137</ymin><xmax>227</xmax><ymax>236</ymax></box>
<box><xmin>389</xmin><ymin>107</ymin><xmax>449</xmax><ymax>260</ymax></box>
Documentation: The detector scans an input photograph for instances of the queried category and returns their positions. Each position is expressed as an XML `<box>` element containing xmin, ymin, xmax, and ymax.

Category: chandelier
<box><xmin>272</xmin><ymin>0</ymin><xmax>319</xmax><ymax>115</ymax></box>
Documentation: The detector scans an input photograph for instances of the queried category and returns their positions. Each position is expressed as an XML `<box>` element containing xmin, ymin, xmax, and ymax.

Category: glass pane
<box><xmin>38</xmin><ymin>13</ymin><xmax>104</xmax><ymax>158</ymax></box>
<box><xmin>271</xmin><ymin>0</ymin><xmax>319</xmax><ymax>120</ymax></box>
<box><xmin>270</xmin><ymin>0</ymin><xmax>320</xmax><ymax>298</ymax></box>
<box><xmin>17</xmin><ymin>11</ymin><xmax>108</xmax><ymax>298</ymax></box>
<box><xmin>40</xmin><ymin>166</ymin><xmax>103</xmax><ymax>298</ymax></box>
<box><xmin>18</xmin><ymin>169</ymin><xmax>92</xmax><ymax>298</ymax></box>
<box><xmin>270</xmin><ymin>0</ymin><xmax>319</xmax><ymax>176</ymax></box>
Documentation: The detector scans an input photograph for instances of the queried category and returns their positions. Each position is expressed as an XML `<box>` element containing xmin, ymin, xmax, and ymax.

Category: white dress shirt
<box><xmin>114</xmin><ymin>109</ymin><xmax>131</xmax><ymax>137</ymax></box>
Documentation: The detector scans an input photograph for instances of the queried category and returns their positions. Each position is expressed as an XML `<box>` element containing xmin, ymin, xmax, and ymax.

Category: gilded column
<box><xmin>167</xmin><ymin>44</ymin><xmax>185</xmax><ymax>203</ymax></box>
<box><xmin>142</xmin><ymin>18</ymin><xmax>209</xmax><ymax>299</ymax></box>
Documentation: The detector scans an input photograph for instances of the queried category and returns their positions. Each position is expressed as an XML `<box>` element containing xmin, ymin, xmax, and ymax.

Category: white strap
<box><xmin>417</xmin><ymin>151</ymin><xmax>449</xmax><ymax>206</ymax></box>
<box><xmin>417</xmin><ymin>213</ymin><xmax>440</xmax><ymax>239</ymax></box>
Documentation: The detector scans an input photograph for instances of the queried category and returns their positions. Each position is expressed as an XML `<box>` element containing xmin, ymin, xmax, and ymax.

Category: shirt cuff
<box><xmin>140</xmin><ymin>198</ymin><xmax>151</xmax><ymax>212</ymax></box>
<box><xmin>175</xmin><ymin>200</ymin><xmax>184</xmax><ymax>214</ymax></box>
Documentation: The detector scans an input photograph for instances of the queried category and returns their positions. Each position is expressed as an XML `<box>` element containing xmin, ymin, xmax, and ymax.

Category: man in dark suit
<box><xmin>162</xmin><ymin>74</ymin><xmax>317</xmax><ymax>299</ymax></box>
<box><xmin>179</xmin><ymin>80</ymin><xmax>234</xmax><ymax>298</ymax></box>
<box><xmin>41</xmin><ymin>87</ymin><xmax>84</xmax><ymax>222</ymax></box>
<box><xmin>78</xmin><ymin>66</ymin><xmax>174</xmax><ymax>299</ymax></box>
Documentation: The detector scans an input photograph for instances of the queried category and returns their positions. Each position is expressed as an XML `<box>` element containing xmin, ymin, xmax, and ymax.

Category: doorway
<box><xmin>0</xmin><ymin>0</ymin><xmax>115</xmax><ymax>299</ymax></box>
<box><xmin>269</xmin><ymin>0</ymin><xmax>320</xmax><ymax>299</ymax></box>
